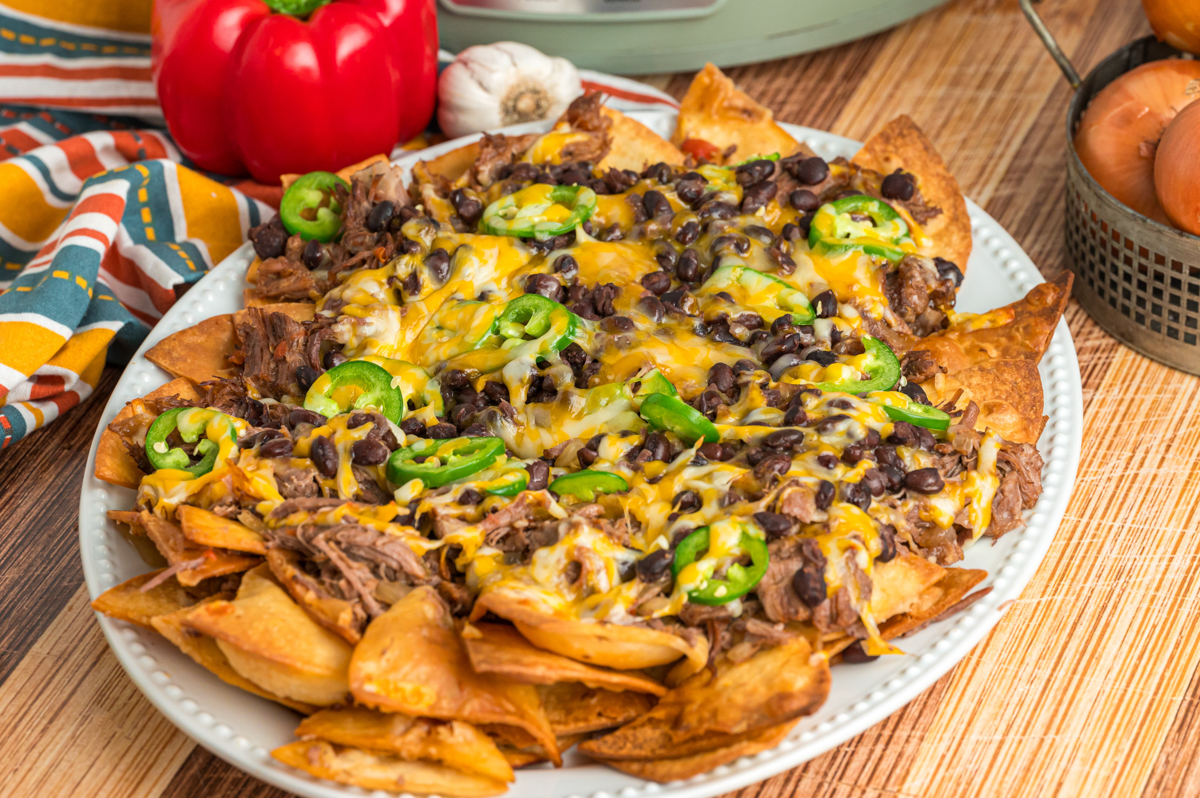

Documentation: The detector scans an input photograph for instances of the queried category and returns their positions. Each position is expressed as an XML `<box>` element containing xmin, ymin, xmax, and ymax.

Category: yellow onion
<box><xmin>1144</xmin><ymin>0</ymin><xmax>1200</xmax><ymax>55</ymax></box>
<box><xmin>1155</xmin><ymin>99</ymin><xmax>1200</xmax><ymax>233</ymax></box>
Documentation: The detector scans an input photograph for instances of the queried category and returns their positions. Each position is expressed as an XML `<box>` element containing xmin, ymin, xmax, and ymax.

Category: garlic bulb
<box><xmin>437</xmin><ymin>42</ymin><xmax>582</xmax><ymax>139</ymax></box>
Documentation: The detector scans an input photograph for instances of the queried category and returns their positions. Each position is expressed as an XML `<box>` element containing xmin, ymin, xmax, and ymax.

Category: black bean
<box><xmin>827</xmin><ymin>397</ymin><xmax>853</xmax><ymax>410</ymax></box>
<box><xmin>841</xmin><ymin>443</ymin><xmax>865</xmax><ymax>465</ymax></box>
<box><xmin>655</xmin><ymin>246</ymin><xmax>678</xmax><ymax>272</ymax></box>
<box><xmin>815</xmin><ymin>479</ymin><xmax>835</xmax><ymax>510</ymax></box>
<box><xmin>862</xmin><ymin>428</ymin><xmax>881</xmax><ymax>448</ymax></box>
<box><xmin>427</xmin><ymin>422</ymin><xmax>459</xmax><ymax>439</ymax></box>
<box><xmin>676</xmin><ymin>179</ymin><xmax>705</xmax><ymax>205</ymax></box>
<box><xmin>793</xmin><ymin>567</ymin><xmax>827</xmax><ymax>607</ymax></box>
<box><xmin>934</xmin><ymin>257</ymin><xmax>964</xmax><ymax>288</ymax></box>
<box><xmin>805</xmin><ymin>349</ymin><xmax>837</xmax><ymax>367</ymax></box>
<box><xmin>641</xmin><ymin>270</ymin><xmax>671</xmax><ymax>295</ymax></box>
<box><xmin>442</xmin><ymin>369</ymin><xmax>470</xmax><ymax>389</ymax></box>
<box><xmin>399</xmin><ymin>417</ymin><xmax>425</xmax><ymax>437</ymax></box>
<box><xmin>765</xmin><ymin>428</ymin><xmax>805</xmax><ymax>451</ymax></box>
<box><xmin>741</xmin><ymin>180</ymin><xmax>777</xmax><ymax>214</ymax></box>
<box><xmin>400</xmin><ymin>269</ymin><xmax>422</xmax><ymax>296</ymax></box>
<box><xmin>881</xmin><ymin>464</ymin><xmax>905</xmax><ymax>493</ymax></box>
<box><xmin>310</xmin><ymin>436</ymin><xmax>337</xmax><ymax>477</ymax></box>
<box><xmin>675</xmin><ymin>219</ymin><xmax>701</xmax><ymax>245</ymax></box>
<box><xmin>816</xmin><ymin>453</ymin><xmax>838</xmax><ymax>471</ymax></box>
<box><xmin>351</xmin><ymin>438</ymin><xmax>389</xmax><ymax>466</ymax></box>
<box><xmin>637</xmin><ymin>549</ymin><xmax>674</xmax><ymax>582</ymax></box>
<box><xmin>252</xmin><ymin>225</ymin><xmax>286</xmax><ymax>260</ymax></box>
<box><xmin>424</xmin><ymin>248</ymin><xmax>451</xmax><ymax>284</ymax></box>
<box><xmin>366</xmin><ymin>200</ymin><xmax>395</xmax><ymax>232</ymax></box>
<box><xmin>525</xmin><ymin>459</ymin><xmax>550</xmax><ymax>490</ymax></box>
<box><xmin>760</xmin><ymin>332</ymin><xmax>799</xmax><ymax>364</ymax></box>
<box><xmin>553</xmin><ymin>254</ymin><xmax>579</xmax><ymax>280</ymax></box>
<box><xmin>887</xmin><ymin>421</ymin><xmax>920</xmax><ymax>447</ymax></box>
<box><xmin>483</xmin><ymin>381</ymin><xmax>510</xmax><ymax>404</ymax></box>
<box><xmin>577</xmin><ymin>447</ymin><xmax>598</xmax><ymax>467</ymax></box>
<box><xmin>783</xmin><ymin>405</ymin><xmax>807</xmax><ymax>426</ymax></box>
<box><xmin>602</xmin><ymin>315</ymin><xmax>635</xmax><ymax>333</ymax></box>
<box><xmin>642</xmin><ymin>162</ymin><xmax>672</xmax><ymax>183</ymax></box>
<box><xmin>302</xmin><ymin>239</ymin><xmax>324</xmax><ymax>270</ymax></box>
<box><xmin>842</xmin><ymin>481</ymin><xmax>872</xmax><ymax>511</ymax></box>
<box><xmin>673</xmin><ymin>490</ymin><xmax>702</xmax><ymax>513</ymax></box>
<box><xmin>525</xmin><ymin>273</ymin><xmax>563</xmax><ymax>303</ymax></box>
<box><xmin>796</xmin><ymin>211</ymin><xmax>816</xmax><ymax>239</ymax></box>
<box><xmin>294</xmin><ymin>364</ymin><xmax>319</xmax><ymax>393</ymax></box>
<box><xmin>698</xmin><ymin>441</ymin><xmax>731</xmax><ymax>461</ymax></box>
<box><xmin>259</xmin><ymin>437</ymin><xmax>294</xmax><ymax>459</ymax></box>
<box><xmin>874</xmin><ymin>445</ymin><xmax>903</xmax><ymax>469</ymax></box>
<box><xmin>676</xmin><ymin>248</ymin><xmax>700</xmax><ymax>283</ymax></box>
<box><xmin>916</xmin><ymin>427</ymin><xmax>937</xmax><ymax>451</ymax></box>
<box><xmin>862</xmin><ymin>467</ymin><xmax>886</xmax><ymax>497</ymax></box>
<box><xmin>644</xmin><ymin>431</ymin><xmax>671</xmax><ymax>461</ymax></box>
<box><xmin>735</xmin><ymin>159</ymin><xmax>776</xmax><ymax>185</ymax></box>
<box><xmin>638</xmin><ymin>295</ymin><xmax>666</xmax><ymax>322</ymax></box>
<box><xmin>881</xmin><ymin>170</ymin><xmax>916</xmax><ymax>201</ymax></box>
<box><xmin>754</xmin><ymin>453</ymin><xmax>792</xmax><ymax>481</ymax></box>
<box><xmin>812</xmin><ymin>289</ymin><xmax>838</xmax><ymax>319</ymax></box>
<box><xmin>780</xmin><ymin>222</ymin><xmax>802</xmax><ymax>243</ymax></box>
<box><xmin>699</xmin><ymin>201</ymin><xmax>737</xmax><ymax>220</ymax></box>
<box><xmin>904</xmin><ymin>467</ymin><xmax>945</xmax><ymax>494</ymax></box>
<box><xmin>450</xmin><ymin>188</ymin><xmax>483</xmax><ymax>226</ymax></box>
<box><xmin>754</xmin><ymin>511</ymin><xmax>793</xmax><ymax>540</ymax></box>
<box><xmin>695</xmin><ymin>388</ymin><xmax>722</xmax><ymax>420</ymax></box>
<box><xmin>289</xmin><ymin>408</ymin><xmax>326</xmax><ymax>428</ymax></box>
<box><xmin>789</xmin><ymin>188</ymin><xmax>820</xmax><ymax>212</ymax></box>
<box><xmin>814</xmin><ymin>414</ymin><xmax>851</xmax><ymax>436</ymax></box>
<box><xmin>643</xmin><ymin>190</ymin><xmax>672</xmax><ymax>221</ymax></box>
<box><xmin>793</xmin><ymin>156</ymin><xmax>830</xmax><ymax>185</ymax></box>
<box><xmin>347</xmin><ymin>412</ymin><xmax>373</xmax><ymax>429</ymax></box>
<box><xmin>461</xmin><ymin>423</ymin><xmax>489</xmax><ymax>437</ymax></box>
<box><xmin>707</xmin><ymin>362</ymin><xmax>735</xmax><ymax>394</ymax></box>
<box><xmin>900</xmin><ymin>380</ymin><xmax>931</xmax><ymax>405</ymax></box>
<box><xmin>449</xmin><ymin>403</ymin><xmax>476</xmax><ymax>430</ymax></box>
<box><xmin>841</xmin><ymin>641</ymin><xmax>878</xmax><ymax>664</ymax></box>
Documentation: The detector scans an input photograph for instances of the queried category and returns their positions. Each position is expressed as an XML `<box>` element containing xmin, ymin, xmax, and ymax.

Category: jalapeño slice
<box><xmin>808</xmin><ymin>195</ymin><xmax>911</xmax><ymax>262</ymax></box>
<box><xmin>549</xmin><ymin>470</ymin><xmax>629</xmax><ymax>502</ymax></box>
<box><xmin>496</xmin><ymin>294</ymin><xmax>579</xmax><ymax>355</ymax></box>
<box><xmin>145</xmin><ymin>407</ymin><xmax>238</xmax><ymax>478</ymax></box>
<box><xmin>639</xmin><ymin>393</ymin><xmax>720</xmax><ymax>445</ymax></box>
<box><xmin>672</xmin><ymin>525</ymin><xmax>770</xmax><ymax>606</ymax></box>
<box><xmin>304</xmin><ymin>360</ymin><xmax>405</xmax><ymax>424</ymax></box>
<box><xmin>279</xmin><ymin>171</ymin><xmax>350</xmax><ymax>242</ymax></box>
<box><xmin>387</xmin><ymin>437</ymin><xmax>505</xmax><ymax>488</ymax></box>
<box><xmin>698</xmin><ymin>262</ymin><xmax>816</xmax><ymax>325</ymax></box>
<box><xmin>480</xmin><ymin>184</ymin><xmax>597</xmax><ymax>239</ymax></box>
<box><xmin>807</xmin><ymin>337</ymin><xmax>902</xmax><ymax>395</ymax></box>
<box><xmin>867</xmin><ymin>391</ymin><xmax>952</xmax><ymax>431</ymax></box>
<box><xmin>625</xmin><ymin>368</ymin><xmax>677</xmax><ymax>409</ymax></box>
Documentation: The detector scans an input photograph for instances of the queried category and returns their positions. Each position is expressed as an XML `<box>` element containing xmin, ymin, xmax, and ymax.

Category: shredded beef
<box><xmin>268</xmin><ymin>497</ymin><xmax>353</xmax><ymax>520</ymax></box>
<box><xmin>756</xmin><ymin>536</ymin><xmax>825</xmax><ymax>624</ymax></box>
<box><xmin>901</xmin><ymin>349</ymin><xmax>943</xmax><ymax>383</ymax></box>
<box><xmin>353</xmin><ymin>466</ymin><xmax>392</xmax><ymax>505</ymax></box>
<box><xmin>256</xmin><ymin>236</ymin><xmax>326</xmax><ymax>301</ymax></box>
<box><xmin>987</xmin><ymin>443</ymin><xmax>1045</xmax><ymax>538</ymax></box>
<box><xmin>235</xmin><ymin>308</ymin><xmax>333</xmax><ymax>398</ymax></box>
<box><xmin>473</xmin><ymin>132</ymin><xmax>539</xmax><ymax>188</ymax></box>
<box><xmin>884</xmin><ymin>257</ymin><xmax>932</xmax><ymax>327</ymax></box>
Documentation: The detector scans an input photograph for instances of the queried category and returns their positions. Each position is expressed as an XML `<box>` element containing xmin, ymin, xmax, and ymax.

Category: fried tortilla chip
<box><xmin>877</xmin><ymin>566</ymin><xmax>990</xmax><ymax>642</ymax></box>
<box><xmin>106</xmin><ymin>509</ymin><xmax>146</xmax><ymax>533</ymax></box>
<box><xmin>140</xmin><ymin>511</ymin><xmax>261</xmax><ymax>586</ymax></box>
<box><xmin>94</xmin><ymin>378</ymin><xmax>202</xmax><ymax>490</ymax></box>
<box><xmin>185</xmin><ymin>564</ymin><xmax>352</xmax><ymax>706</ymax></box>
<box><xmin>852</xmin><ymin>115</ymin><xmax>973</xmax><ymax>271</ymax></box>
<box><xmin>463</xmin><ymin>622</ymin><xmax>666</xmax><ymax>696</ymax></box>
<box><xmin>413</xmin><ymin>142</ymin><xmax>480</xmax><ymax>188</ymax></box>
<box><xmin>296</xmin><ymin>707</ymin><xmax>513</xmax><ymax>783</ymax></box>
<box><xmin>266</xmin><ymin>548</ymin><xmax>364</xmax><ymax>645</ymax></box>
<box><xmin>914</xmin><ymin>272</ymin><xmax>1072</xmax><ymax>373</ymax></box>
<box><xmin>868</xmin><ymin>551</ymin><xmax>949</xmax><ymax>620</ymax></box>
<box><xmin>598</xmin><ymin>107</ymin><xmax>684</xmax><ymax>173</ymax></box>
<box><xmin>176</xmin><ymin>505</ymin><xmax>266</xmax><ymax>555</ymax></box>
<box><xmin>671</xmin><ymin>63</ymin><xmax>805</xmax><ymax>162</ymax></box>
<box><xmin>349</xmin><ymin>586</ymin><xmax>560</xmax><ymax>765</ymax></box>
<box><xmin>925</xmin><ymin>359</ymin><xmax>1047</xmax><ymax>444</ymax></box>
<box><xmin>272</xmin><ymin>740</ymin><xmax>507</xmax><ymax>797</ymax></box>
<box><xmin>473</xmin><ymin>590</ymin><xmax>708</xmax><ymax>671</ymax></box>
<box><xmin>538</xmin><ymin>682</ymin><xmax>657</xmax><ymax>736</ymax></box>
<box><xmin>151</xmin><ymin>598</ymin><xmax>315</xmax><ymax>714</ymax></box>
<box><xmin>602</xmin><ymin>721</ymin><xmax>796</xmax><ymax>782</ymax></box>
<box><xmin>145</xmin><ymin>314</ymin><xmax>239</xmax><ymax>384</ymax></box>
<box><xmin>579</xmin><ymin>634</ymin><xmax>829</xmax><ymax>761</ymax></box>
<box><xmin>90</xmin><ymin>570</ymin><xmax>199</xmax><ymax>629</ymax></box>
<box><xmin>495</xmin><ymin>734</ymin><xmax>585</xmax><ymax>768</ymax></box>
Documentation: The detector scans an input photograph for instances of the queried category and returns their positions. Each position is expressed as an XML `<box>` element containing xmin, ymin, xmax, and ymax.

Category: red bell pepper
<box><xmin>151</xmin><ymin>0</ymin><xmax>437</xmax><ymax>184</ymax></box>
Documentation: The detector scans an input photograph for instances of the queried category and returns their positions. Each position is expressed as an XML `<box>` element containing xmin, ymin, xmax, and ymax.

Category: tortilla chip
<box><xmin>272</xmin><ymin>740</ymin><xmax>507</xmax><ymax>797</ymax></box>
<box><xmin>602</xmin><ymin>721</ymin><xmax>796</xmax><ymax>782</ymax></box>
<box><xmin>852</xmin><ymin>115</ymin><xmax>973</xmax><ymax>270</ymax></box>
<box><xmin>296</xmin><ymin>707</ymin><xmax>513</xmax><ymax>784</ymax></box>
<box><xmin>176</xmin><ymin>505</ymin><xmax>266</xmax><ymax>555</ymax></box>
<box><xmin>877</xmin><ymin>567</ymin><xmax>989</xmax><ymax>642</ymax></box>
<box><xmin>473</xmin><ymin>590</ymin><xmax>707</xmax><ymax>671</ymax></box>
<box><xmin>266</xmin><ymin>548</ymin><xmax>364</xmax><ymax>645</ymax></box>
<box><xmin>924</xmin><ymin>359</ymin><xmax>1047</xmax><ymax>444</ymax></box>
<box><xmin>90</xmin><ymin>570</ymin><xmax>199</xmax><ymax>628</ymax></box>
<box><xmin>868</xmin><ymin>551</ymin><xmax>949</xmax><ymax>620</ymax></box>
<box><xmin>107</xmin><ymin>509</ymin><xmax>146</xmax><ymax>533</ymax></box>
<box><xmin>349</xmin><ymin>586</ymin><xmax>560</xmax><ymax>765</ymax></box>
<box><xmin>496</xmin><ymin>734</ymin><xmax>585</xmax><ymax>768</ymax></box>
<box><xmin>413</xmin><ymin>142</ymin><xmax>480</xmax><ymax>188</ymax></box>
<box><xmin>914</xmin><ymin>272</ymin><xmax>1073</xmax><ymax>373</ymax></box>
<box><xmin>94</xmin><ymin>378</ymin><xmax>202</xmax><ymax>490</ymax></box>
<box><xmin>579</xmin><ymin>634</ymin><xmax>829</xmax><ymax>761</ymax></box>
<box><xmin>185</xmin><ymin>564</ymin><xmax>352</xmax><ymax>706</ymax></box>
<box><xmin>538</xmin><ymin>682</ymin><xmax>657</xmax><ymax>736</ymax></box>
<box><xmin>598</xmin><ymin>107</ymin><xmax>684</xmax><ymax>173</ymax></box>
<box><xmin>151</xmin><ymin>599</ymin><xmax>316</xmax><ymax>714</ymax></box>
<box><xmin>145</xmin><ymin>314</ymin><xmax>239</xmax><ymax>384</ymax></box>
<box><xmin>670</xmin><ymin>63</ymin><xmax>805</xmax><ymax>162</ymax></box>
<box><xmin>463</xmin><ymin>622</ymin><xmax>666</xmax><ymax>696</ymax></box>
<box><xmin>280</xmin><ymin>154</ymin><xmax>390</xmax><ymax>193</ymax></box>
<box><xmin>140</xmin><ymin>511</ymin><xmax>261</xmax><ymax>586</ymax></box>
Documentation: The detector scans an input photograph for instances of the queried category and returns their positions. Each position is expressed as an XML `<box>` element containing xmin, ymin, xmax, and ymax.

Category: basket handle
<box><xmin>1019</xmin><ymin>0</ymin><xmax>1082</xmax><ymax>89</ymax></box>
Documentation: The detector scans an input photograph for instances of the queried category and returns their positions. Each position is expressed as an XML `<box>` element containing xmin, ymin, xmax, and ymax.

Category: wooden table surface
<box><xmin>4</xmin><ymin>0</ymin><xmax>1199</xmax><ymax>795</ymax></box>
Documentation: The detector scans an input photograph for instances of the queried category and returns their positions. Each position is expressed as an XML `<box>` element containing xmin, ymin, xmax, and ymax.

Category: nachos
<box><xmin>91</xmin><ymin>64</ymin><xmax>1071</xmax><ymax>793</ymax></box>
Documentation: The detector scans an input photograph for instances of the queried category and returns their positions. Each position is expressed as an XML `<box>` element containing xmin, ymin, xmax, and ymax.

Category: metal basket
<box><xmin>1021</xmin><ymin>0</ymin><xmax>1200</xmax><ymax>374</ymax></box>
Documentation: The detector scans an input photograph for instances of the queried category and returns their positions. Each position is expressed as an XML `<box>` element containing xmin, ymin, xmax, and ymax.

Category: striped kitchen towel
<box><xmin>0</xmin><ymin>2</ymin><xmax>678</xmax><ymax>450</ymax></box>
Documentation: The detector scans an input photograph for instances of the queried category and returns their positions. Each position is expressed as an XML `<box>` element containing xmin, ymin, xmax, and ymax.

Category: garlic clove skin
<box><xmin>437</xmin><ymin>41</ymin><xmax>583</xmax><ymax>139</ymax></box>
